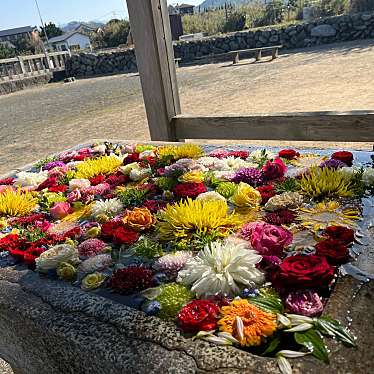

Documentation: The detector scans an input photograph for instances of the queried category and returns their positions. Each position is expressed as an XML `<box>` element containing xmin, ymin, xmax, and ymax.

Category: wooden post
<box><xmin>271</xmin><ymin>47</ymin><xmax>278</xmax><ymax>60</ymax></box>
<box><xmin>233</xmin><ymin>52</ymin><xmax>240</xmax><ymax>64</ymax></box>
<box><xmin>126</xmin><ymin>0</ymin><xmax>181</xmax><ymax>141</ymax></box>
<box><xmin>17</xmin><ymin>56</ymin><xmax>26</xmax><ymax>75</ymax></box>
<box><xmin>255</xmin><ymin>49</ymin><xmax>262</xmax><ymax>62</ymax></box>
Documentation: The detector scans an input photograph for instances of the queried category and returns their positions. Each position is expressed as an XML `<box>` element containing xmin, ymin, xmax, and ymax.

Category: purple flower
<box><xmin>319</xmin><ymin>159</ymin><xmax>346</xmax><ymax>169</ymax></box>
<box><xmin>43</xmin><ymin>161</ymin><xmax>66</xmax><ymax>171</ymax></box>
<box><xmin>231</xmin><ymin>168</ymin><xmax>264</xmax><ymax>186</ymax></box>
<box><xmin>285</xmin><ymin>290</ymin><xmax>324</xmax><ymax>317</ymax></box>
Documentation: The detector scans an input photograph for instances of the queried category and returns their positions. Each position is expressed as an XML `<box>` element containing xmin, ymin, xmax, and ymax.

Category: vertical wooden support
<box><xmin>17</xmin><ymin>56</ymin><xmax>26</xmax><ymax>75</ymax></box>
<box><xmin>255</xmin><ymin>49</ymin><xmax>262</xmax><ymax>62</ymax></box>
<box><xmin>271</xmin><ymin>47</ymin><xmax>278</xmax><ymax>60</ymax></box>
<box><xmin>233</xmin><ymin>52</ymin><xmax>240</xmax><ymax>64</ymax></box>
<box><xmin>126</xmin><ymin>0</ymin><xmax>181</xmax><ymax>141</ymax></box>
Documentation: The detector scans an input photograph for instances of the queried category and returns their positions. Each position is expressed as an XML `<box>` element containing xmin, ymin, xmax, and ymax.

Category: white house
<box><xmin>48</xmin><ymin>31</ymin><xmax>92</xmax><ymax>52</ymax></box>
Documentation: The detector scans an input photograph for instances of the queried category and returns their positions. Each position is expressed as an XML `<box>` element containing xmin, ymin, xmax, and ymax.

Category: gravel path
<box><xmin>0</xmin><ymin>39</ymin><xmax>373</xmax><ymax>174</ymax></box>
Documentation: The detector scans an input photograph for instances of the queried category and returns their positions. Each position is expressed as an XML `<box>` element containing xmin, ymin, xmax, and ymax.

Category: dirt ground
<box><xmin>0</xmin><ymin>39</ymin><xmax>373</xmax><ymax>175</ymax></box>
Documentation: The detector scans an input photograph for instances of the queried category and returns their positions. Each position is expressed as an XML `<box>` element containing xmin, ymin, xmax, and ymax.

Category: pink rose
<box><xmin>240</xmin><ymin>222</ymin><xmax>293</xmax><ymax>256</ymax></box>
<box><xmin>50</xmin><ymin>202</ymin><xmax>71</xmax><ymax>219</ymax></box>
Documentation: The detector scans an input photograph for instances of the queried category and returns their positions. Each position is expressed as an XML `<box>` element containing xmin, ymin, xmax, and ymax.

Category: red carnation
<box><xmin>331</xmin><ymin>151</ymin><xmax>353</xmax><ymax>167</ymax></box>
<box><xmin>112</xmin><ymin>226</ymin><xmax>139</xmax><ymax>245</ymax></box>
<box><xmin>227</xmin><ymin>151</ymin><xmax>249</xmax><ymax>159</ymax></box>
<box><xmin>106</xmin><ymin>172</ymin><xmax>129</xmax><ymax>187</ymax></box>
<box><xmin>279</xmin><ymin>149</ymin><xmax>300</xmax><ymax>160</ymax></box>
<box><xmin>315</xmin><ymin>239</ymin><xmax>350</xmax><ymax>265</ymax></box>
<box><xmin>36</xmin><ymin>177</ymin><xmax>58</xmax><ymax>191</ymax></box>
<box><xmin>90</xmin><ymin>175</ymin><xmax>106</xmax><ymax>186</ymax></box>
<box><xmin>262</xmin><ymin>158</ymin><xmax>287</xmax><ymax>181</ymax></box>
<box><xmin>23</xmin><ymin>247</ymin><xmax>45</xmax><ymax>268</ymax></box>
<box><xmin>109</xmin><ymin>266</ymin><xmax>154</xmax><ymax>295</ymax></box>
<box><xmin>100</xmin><ymin>220</ymin><xmax>123</xmax><ymax>240</ymax></box>
<box><xmin>173</xmin><ymin>182</ymin><xmax>207</xmax><ymax>198</ymax></box>
<box><xmin>264</xmin><ymin>209</ymin><xmax>296</xmax><ymax>225</ymax></box>
<box><xmin>322</xmin><ymin>226</ymin><xmax>354</xmax><ymax>245</ymax></box>
<box><xmin>0</xmin><ymin>234</ymin><xmax>21</xmax><ymax>252</ymax></box>
<box><xmin>49</xmin><ymin>184</ymin><xmax>68</xmax><ymax>193</ymax></box>
<box><xmin>257</xmin><ymin>185</ymin><xmax>276</xmax><ymax>204</ymax></box>
<box><xmin>0</xmin><ymin>178</ymin><xmax>15</xmax><ymax>185</ymax></box>
<box><xmin>278</xmin><ymin>255</ymin><xmax>335</xmax><ymax>289</ymax></box>
<box><xmin>123</xmin><ymin>153</ymin><xmax>140</xmax><ymax>165</ymax></box>
<box><xmin>177</xmin><ymin>300</ymin><xmax>220</xmax><ymax>333</ymax></box>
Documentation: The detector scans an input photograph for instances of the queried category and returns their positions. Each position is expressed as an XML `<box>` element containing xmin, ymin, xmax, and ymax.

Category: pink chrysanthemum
<box><xmin>78</xmin><ymin>238</ymin><xmax>107</xmax><ymax>258</ymax></box>
<box><xmin>154</xmin><ymin>251</ymin><xmax>193</xmax><ymax>279</ymax></box>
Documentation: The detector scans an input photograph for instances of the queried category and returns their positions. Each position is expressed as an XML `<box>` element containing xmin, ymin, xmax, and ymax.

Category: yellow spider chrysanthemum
<box><xmin>157</xmin><ymin>144</ymin><xmax>203</xmax><ymax>160</ymax></box>
<box><xmin>157</xmin><ymin>198</ymin><xmax>243</xmax><ymax>242</ymax></box>
<box><xmin>290</xmin><ymin>154</ymin><xmax>327</xmax><ymax>168</ymax></box>
<box><xmin>218</xmin><ymin>299</ymin><xmax>277</xmax><ymax>347</ymax></box>
<box><xmin>298</xmin><ymin>166</ymin><xmax>355</xmax><ymax>198</ymax></box>
<box><xmin>298</xmin><ymin>200</ymin><xmax>360</xmax><ymax>232</ymax></box>
<box><xmin>74</xmin><ymin>156</ymin><xmax>123</xmax><ymax>179</ymax></box>
<box><xmin>0</xmin><ymin>188</ymin><xmax>37</xmax><ymax>217</ymax></box>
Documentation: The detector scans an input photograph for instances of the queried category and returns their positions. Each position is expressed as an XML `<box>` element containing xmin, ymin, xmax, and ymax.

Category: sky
<box><xmin>0</xmin><ymin>0</ymin><xmax>203</xmax><ymax>30</ymax></box>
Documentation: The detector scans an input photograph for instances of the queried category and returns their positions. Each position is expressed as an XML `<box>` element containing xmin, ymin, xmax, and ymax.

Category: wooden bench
<box><xmin>192</xmin><ymin>45</ymin><xmax>282</xmax><ymax>65</ymax></box>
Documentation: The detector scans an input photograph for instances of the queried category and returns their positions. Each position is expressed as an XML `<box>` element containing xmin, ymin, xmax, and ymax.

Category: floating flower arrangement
<box><xmin>1</xmin><ymin>143</ymin><xmax>373</xmax><ymax>373</ymax></box>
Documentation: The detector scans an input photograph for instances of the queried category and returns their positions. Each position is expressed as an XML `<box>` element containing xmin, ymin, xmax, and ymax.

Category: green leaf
<box><xmin>295</xmin><ymin>329</ymin><xmax>329</xmax><ymax>364</ymax></box>
<box><xmin>262</xmin><ymin>335</ymin><xmax>281</xmax><ymax>356</ymax></box>
<box><xmin>315</xmin><ymin>316</ymin><xmax>356</xmax><ymax>347</ymax></box>
<box><xmin>249</xmin><ymin>293</ymin><xmax>284</xmax><ymax>314</ymax></box>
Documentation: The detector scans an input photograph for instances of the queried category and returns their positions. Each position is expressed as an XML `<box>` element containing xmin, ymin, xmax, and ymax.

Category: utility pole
<box><xmin>34</xmin><ymin>0</ymin><xmax>52</xmax><ymax>69</ymax></box>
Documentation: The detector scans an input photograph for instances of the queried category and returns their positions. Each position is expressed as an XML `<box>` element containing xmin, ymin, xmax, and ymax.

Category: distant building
<box><xmin>48</xmin><ymin>31</ymin><xmax>92</xmax><ymax>52</ymax></box>
<box><xmin>175</xmin><ymin>4</ymin><xmax>195</xmax><ymax>15</ymax></box>
<box><xmin>72</xmin><ymin>23</ymin><xmax>98</xmax><ymax>35</ymax></box>
<box><xmin>0</xmin><ymin>26</ymin><xmax>38</xmax><ymax>43</ymax></box>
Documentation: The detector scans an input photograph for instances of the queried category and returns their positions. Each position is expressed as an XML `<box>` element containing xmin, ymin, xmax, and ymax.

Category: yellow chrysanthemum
<box><xmin>157</xmin><ymin>198</ymin><xmax>243</xmax><ymax>242</ymax></box>
<box><xmin>157</xmin><ymin>144</ymin><xmax>203</xmax><ymax>160</ymax></box>
<box><xmin>298</xmin><ymin>200</ymin><xmax>359</xmax><ymax>232</ymax></box>
<box><xmin>0</xmin><ymin>189</ymin><xmax>37</xmax><ymax>217</ymax></box>
<box><xmin>231</xmin><ymin>182</ymin><xmax>262</xmax><ymax>208</ymax></box>
<box><xmin>218</xmin><ymin>299</ymin><xmax>277</xmax><ymax>347</ymax></box>
<box><xmin>74</xmin><ymin>156</ymin><xmax>123</xmax><ymax>179</ymax></box>
<box><xmin>298</xmin><ymin>167</ymin><xmax>355</xmax><ymax>198</ymax></box>
<box><xmin>179</xmin><ymin>171</ymin><xmax>204</xmax><ymax>183</ymax></box>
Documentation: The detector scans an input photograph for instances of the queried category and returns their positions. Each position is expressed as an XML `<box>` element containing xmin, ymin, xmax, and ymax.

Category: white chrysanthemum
<box><xmin>69</xmin><ymin>178</ymin><xmax>91</xmax><ymax>190</ymax></box>
<box><xmin>91</xmin><ymin>198</ymin><xmax>124</xmax><ymax>218</ymax></box>
<box><xmin>13</xmin><ymin>171</ymin><xmax>48</xmax><ymax>187</ymax></box>
<box><xmin>139</xmin><ymin>150</ymin><xmax>156</xmax><ymax>159</ymax></box>
<box><xmin>177</xmin><ymin>240</ymin><xmax>264</xmax><ymax>297</ymax></box>
<box><xmin>92</xmin><ymin>144</ymin><xmax>107</xmax><ymax>154</ymax></box>
<box><xmin>362</xmin><ymin>168</ymin><xmax>374</xmax><ymax>187</ymax></box>
<box><xmin>36</xmin><ymin>244</ymin><xmax>80</xmax><ymax>271</ymax></box>
<box><xmin>265</xmin><ymin>192</ymin><xmax>304</xmax><ymax>212</ymax></box>
<box><xmin>196</xmin><ymin>191</ymin><xmax>226</xmax><ymax>202</ymax></box>
<box><xmin>197</xmin><ymin>157</ymin><xmax>226</xmax><ymax>170</ymax></box>
<box><xmin>340</xmin><ymin>166</ymin><xmax>360</xmax><ymax>177</ymax></box>
<box><xmin>129</xmin><ymin>167</ymin><xmax>152</xmax><ymax>181</ymax></box>
<box><xmin>213</xmin><ymin>170</ymin><xmax>236</xmax><ymax>181</ymax></box>
<box><xmin>247</xmin><ymin>149</ymin><xmax>276</xmax><ymax>163</ymax></box>
<box><xmin>222</xmin><ymin>157</ymin><xmax>252</xmax><ymax>171</ymax></box>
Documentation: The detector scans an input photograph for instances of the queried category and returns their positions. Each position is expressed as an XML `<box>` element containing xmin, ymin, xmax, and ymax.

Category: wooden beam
<box><xmin>173</xmin><ymin>111</ymin><xmax>374</xmax><ymax>142</ymax></box>
<box><xmin>126</xmin><ymin>0</ymin><xmax>181</xmax><ymax>141</ymax></box>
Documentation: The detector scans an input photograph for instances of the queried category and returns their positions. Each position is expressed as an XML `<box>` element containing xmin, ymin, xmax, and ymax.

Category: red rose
<box><xmin>257</xmin><ymin>185</ymin><xmax>276</xmax><ymax>204</ymax></box>
<box><xmin>112</xmin><ymin>226</ymin><xmax>139</xmax><ymax>245</ymax></box>
<box><xmin>315</xmin><ymin>239</ymin><xmax>350</xmax><ymax>265</ymax></box>
<box><xmin>100</xmin><ymin>220</ymin><xmax>123</xmax><ymax>240</ymax></box>
<box><xmin>331</xmin><ymin>151</ymin><xmax>353</xmax><ymax>167</ymax></box>
<box><xmin>173</xmin><ymin>182</ymin><xmax>207</xmax><ymax>198</ymax></box>
<box><xmin>177</xmin><ymin>300</ymin><xmax>220</xmax><ymax>333</ymax></box>
<box><xmin>322</xmin><ymin>226</ymin><xmax>354</xmax><ymax>245</ymax></box>
<box><xmin>279</xmin><ymin>149</ymin><xmax>300</xmax><ymax>160</ymax></box>
<box><xmin>262</xmin><ymin>158</ymin><xmax>287</xmax><ymax>181</ymax></box>
<box><xmin>279</xmin><ymin>255</ymin><xmax>335</xmax><ymax>289</ymax></box>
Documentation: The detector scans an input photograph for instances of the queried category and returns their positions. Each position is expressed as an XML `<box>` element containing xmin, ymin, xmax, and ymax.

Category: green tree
<box><xmin>0</xmin><ymin>44</ymin><xmax>16</xmax><ymax>59</ymax></box>
<box><xmin>40</xmin><ymin>22</ymin><xmax>63</xmax><ymax>39</ymax></box>
<box><xmin>91</xmin><ymin>19</ymin><xmax>130</xmax><ymax>49</ymax></box>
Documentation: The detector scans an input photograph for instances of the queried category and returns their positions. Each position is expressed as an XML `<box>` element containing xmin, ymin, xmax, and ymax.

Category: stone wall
<box><xmin>0</xmin><ymin>73</ymin><xmax>53</xmax><ymax>96</ymax></box>
<box><xmin>66</xmin><ymin>12</ymin><xmax>374</xmax><ymax>77</ymax></box>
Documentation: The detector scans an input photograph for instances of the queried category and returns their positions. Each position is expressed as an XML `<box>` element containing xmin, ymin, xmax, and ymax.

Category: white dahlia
<box><xmin>177</xmin><ymin>240</ymin><xmax>264</xmax><ymax>298</ymax></box>
<box><xmin>91</xmin><ymin>198</ymin><xmax>124</xmax><ymax>218</ymax></box>
<box><xmin>196</xmin><ymin>191</ymin><xmax>226</xmax><ymax>202</ymax></box>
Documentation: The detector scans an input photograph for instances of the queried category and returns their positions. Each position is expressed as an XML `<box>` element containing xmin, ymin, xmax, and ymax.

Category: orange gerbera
<box><xmin>218</xmin><ymin>299</ymin><xmax>277</xmax><ymax>346</ymax></box>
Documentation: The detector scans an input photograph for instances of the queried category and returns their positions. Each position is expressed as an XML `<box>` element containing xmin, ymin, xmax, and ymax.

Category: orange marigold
<box><xmin>218</xmin><ymin>299</ymin><xmax>277</xmax><ymax>346</ymax></box>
